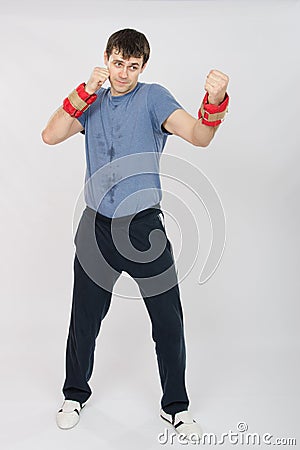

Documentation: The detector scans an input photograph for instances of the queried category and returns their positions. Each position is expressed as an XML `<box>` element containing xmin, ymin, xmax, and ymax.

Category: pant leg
<box><xmin>142</xmin><ymin>283</ymin><xmax>189</xmax><ymax>414</ymax></box>
<box><xmin>62</xmin><ymin>208</ymin><xmax>122</xmax><ymax>404</ymax></box>
<box><xmin>122</xmin><ymin>210</ymin><xmax>190</xmax><ymax>414</ymax></box>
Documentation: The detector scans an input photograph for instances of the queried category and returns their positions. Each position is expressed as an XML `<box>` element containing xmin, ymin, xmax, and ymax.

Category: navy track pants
<box><xmin>62</xmin><ymin>204</ymin><xmax>189</xmax><ymax>414</ymax></box>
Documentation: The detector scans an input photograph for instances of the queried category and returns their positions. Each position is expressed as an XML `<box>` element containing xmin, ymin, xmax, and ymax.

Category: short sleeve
<box><xmin>147</xmin><ymin>84</ymin><xmax>183</xmax><ymax>135</ymax></box>
<box><xmin>76</xmin><ymin>105</ymin><xmax>88</xmax><ymax>135</ymax></box>
<box><xmin>76</xmin><ymin>112</ymin><xmax>86</xmax><ymax>129</ymax></box>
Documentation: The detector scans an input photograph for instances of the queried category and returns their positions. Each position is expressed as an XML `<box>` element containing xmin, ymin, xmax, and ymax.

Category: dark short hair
<box><xmin>106</xmin><ymin>28</ymin><xmax>150</xmax><ymax>67</ymax></box>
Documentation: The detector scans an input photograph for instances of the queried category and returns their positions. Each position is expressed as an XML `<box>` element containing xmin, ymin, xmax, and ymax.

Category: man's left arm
<box><xmin>163</xmin><ymin>69</ymin><xmax>229</xmax><ymax>147</ymax></box>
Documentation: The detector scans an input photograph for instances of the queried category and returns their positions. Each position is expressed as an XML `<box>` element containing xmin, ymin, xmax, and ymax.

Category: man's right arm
<box><xmin>41</xmin><ymin>107</ymin><xmax>84</xmax><ymax>145</ymax></box>
<box><xmin>41</xmin><ymin>67</ymin><xmax>110</xmax><ymax>145</ymax></box>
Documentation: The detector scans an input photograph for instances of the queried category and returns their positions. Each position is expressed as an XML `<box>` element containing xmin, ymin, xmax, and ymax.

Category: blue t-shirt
<box><xmin>77</xmin><ymin>82</ymin><xmax>183</xmax><ymax>218</ymax></box>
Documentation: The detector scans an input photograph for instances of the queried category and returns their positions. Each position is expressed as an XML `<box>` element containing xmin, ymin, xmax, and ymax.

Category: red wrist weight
<box><xmin>63</xmin><ymin>83</ymin><xmax>97</xmax><ymax>118</ymax></box>
<box><xmin>76</xmin><ymin>83</ymin><xmax>97</xmax><ymax>104</ymax></box>
<box><xmin>198</xmin><ymin>92</ymin><xmax>229</xmax><ymax>127</ymax></box>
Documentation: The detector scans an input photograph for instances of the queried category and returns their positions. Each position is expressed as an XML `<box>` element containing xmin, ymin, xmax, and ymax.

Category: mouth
<box><xmin>116</xmin><ymin>80</ymin><xmax>128</xmax><ymax>85</ymax></box>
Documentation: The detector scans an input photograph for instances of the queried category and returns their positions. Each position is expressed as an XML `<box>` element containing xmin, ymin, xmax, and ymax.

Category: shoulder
<box><xmin>136</xmin><ymin>82</ymin><xmax>170</xmax><ymax>94</ymax></box>
<box><xmin>146</xmin><ymin>83</ymin><xmax>180</xmax><ymax>111</ymax></box>
<box><xmin>144</xmin><ymin>83</ymin><xmax>175</xmax><ymax>103</ymax></box>
<box><xmin>95</xmin><ymin>86</ymin><xmax>107</xmax><ymax>99</ymax></box>
<box><xmin>146</xmin><ymin>83</ymin><xmax>170</xmax><ymax>94</ymax></box>
<box><xmin>87</xmin><ymin>87</ymin><xmax>107</xmax><ymax>113</ymax></box>
<box><xmin>147</xmin><ymin>83</ymin><xmax>177</xmax><ymax>102</ymax></box>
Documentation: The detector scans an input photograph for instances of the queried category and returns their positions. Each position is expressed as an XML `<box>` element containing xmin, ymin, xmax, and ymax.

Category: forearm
<box><xmin>192</xmin><ymin>119</ymin><xmax>220</xmax><ymax>147</ymax></box>
<box><xmin>192</xmin><ymin>88</ymin><xmax>229</xmax><ymax>147</ymax></box>
<box><xmin>42</xmin><ymin>68</ymin><xmax>109</xmax><ymax>146</ymax></box>
<box><xmin>41</xmin><ymin>106</ymin><xmax>80</xmax><ymax>145</ymax></box>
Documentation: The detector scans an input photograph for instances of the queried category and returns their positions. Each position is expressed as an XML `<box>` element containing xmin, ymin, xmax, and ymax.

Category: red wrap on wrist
<box><xmin>76</xmin><ymin>83</ymin><xmax>97</xmax><ymax>104</ymax></box>
<box><xmin>63</xmin><ymin>83</ymin><xmax>97</xmax><ymax>118</ymax></box>
<box><xmin>198</xmin><ymin>92</ymin><xmax>229</xmax><ymax>127</ymax></box>
<box><xmin>63</xmin><ymin>97</ymin><xmax>83</xmax><ymax>118</ymax></box>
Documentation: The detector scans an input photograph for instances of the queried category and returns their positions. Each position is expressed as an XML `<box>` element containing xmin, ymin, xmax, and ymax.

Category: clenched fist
<box><xmin>205</xmin><ymin>69</ymin><xmax>229</xmax><ymax>105</ymax></box>
<box><xmin>85</xmin><ymin>67</ymin><xmax>110</xmax><ymax>95</ymax></box>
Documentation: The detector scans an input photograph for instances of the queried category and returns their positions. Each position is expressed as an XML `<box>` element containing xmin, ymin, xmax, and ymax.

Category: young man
<box><xmin>42</xmin><ymin>28</ymin><xmax>229</xmax><ymax>441</ymax></box>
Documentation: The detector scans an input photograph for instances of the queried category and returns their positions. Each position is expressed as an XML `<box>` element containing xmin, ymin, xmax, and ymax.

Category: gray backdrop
<box><xmin>0</xmin><ymin>1</ymin><xmax>299</xmax><ymax>449</ymax></box>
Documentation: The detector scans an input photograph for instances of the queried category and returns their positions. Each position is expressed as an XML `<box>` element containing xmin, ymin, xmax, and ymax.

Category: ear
<box><xmin>104</xmin><ymin>51</ymin><xmax>108</xmax><ymax>66</ymax></box>
<box><xmin>140</xmin><ymin>62</ymin><xmax>147</xmax><ymax>74</ymax></box>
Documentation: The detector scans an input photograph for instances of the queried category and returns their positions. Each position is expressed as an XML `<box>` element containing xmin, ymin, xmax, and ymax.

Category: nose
<box><xmin>119</xmin><ymin>66</ymin><xmax>128</xmax><ymax>78</ymax></box>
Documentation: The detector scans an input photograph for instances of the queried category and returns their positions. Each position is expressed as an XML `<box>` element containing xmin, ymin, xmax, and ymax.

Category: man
<box><xmin>42</xmin><ymin>28</ymin><xmax>229</xmax><ymax>441</ymax></box>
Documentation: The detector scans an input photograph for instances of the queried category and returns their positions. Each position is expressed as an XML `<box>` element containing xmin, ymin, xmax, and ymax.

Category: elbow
<box><xmin>192</xmin><ymin>137</ymin><xmax>212</xmax><ymax>148</ymax></box>
<box><xmin>192</xmin><ymin>121</ymin><xmax>216</xmax><ymax>148</ymax></box>
<box><xmin>41</xmin><ymin>129</ymin><xmax>58</xmax><ymax>145</ymax></box>
<box><xmin>191</xmin><ymin>129</ymin><xmax>213</xmax><ymax>148</ymax></box>
<box><xmin>200</xmin><ymin>140</ymin><xmax>211</xmax><ymax>148</ymax></box>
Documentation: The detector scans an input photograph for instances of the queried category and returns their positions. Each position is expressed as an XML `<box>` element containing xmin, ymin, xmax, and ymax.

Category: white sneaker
<box><xmin>160</xmin><ymin>408</ymin><xmax>203</xmax><ymax>441</ymax></box>
<box><xmin>56</xmin><ymin>400</ymin><xmax>84</xmax><ymax>430</ymax></box>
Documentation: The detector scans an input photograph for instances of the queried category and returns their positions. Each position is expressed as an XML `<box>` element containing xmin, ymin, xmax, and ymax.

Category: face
<box><xmin>104</xmin><ymin>49</ymin><xmax>146</xmax><ymax>96</ymax></box>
